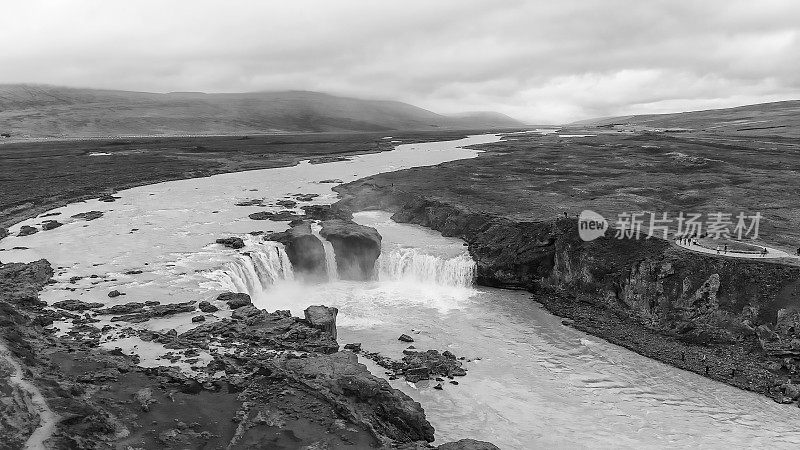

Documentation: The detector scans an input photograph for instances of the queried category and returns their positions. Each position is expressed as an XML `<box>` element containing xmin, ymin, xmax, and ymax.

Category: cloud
<box><xmin>1</xmin><ymin>0</ymin><xmax>798</xmax><ymax>123</ymax></box>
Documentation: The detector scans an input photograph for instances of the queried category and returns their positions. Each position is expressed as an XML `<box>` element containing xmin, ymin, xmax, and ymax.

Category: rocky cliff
<box><xmin>334</xmin><ymin>182</ymin><xmax>800</xmax><ymax>403</ymax></box>
<box><xmin>2</xmin><ymin>259</ymin><xmax>483</xmax><ymax>447</ymax></box>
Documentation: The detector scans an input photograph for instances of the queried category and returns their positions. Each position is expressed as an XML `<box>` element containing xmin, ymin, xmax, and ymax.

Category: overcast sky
<box><xmin>3</xmin><ymin>0</ymin><xmax>799</xmax><ymax>123</ymax></box>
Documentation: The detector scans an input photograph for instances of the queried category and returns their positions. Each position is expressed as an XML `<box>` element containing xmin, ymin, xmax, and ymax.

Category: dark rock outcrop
<box><xmin>215</xmin><ymin>237</ymin><xmax>244</xmax><ymax>249</ymax></box>
<box><xmin>52</xmin><ymin>299</ymin><xmax>103</xmax><ymax>311</ymax></box>
<box><xmin>282</xmin><ymin>352</ymin><xmax>435</xmax><ymax>443</ymax></box>
<box><xmin>304</xmin><ymin>305</ymin><xmax>338</xmax><ymax>339</ymax></box>
<box><xmin>198</xmin><ymin>300</ymin><xmax>219</xmax><ymax>313</ymax></box>
<box><xmin>71</xmin><ymin>211</ymin><xmax>104</xmax><ymax>221</ymax></box>
<box><xmin>217</xmin><ymin>292</ymin><xmax>251</xmax><ymax>309</ymax></box>
<box><xmin>301</xmin><ymin>204</ymin><xmax>349</xmax><ymax>221</ymax></box>
<box><xmin>249</xmin><ymin>210</ymin><xmax>303</xmax><ymax>221</ymax></box>
<box><xmin>320</xmin><ymin>219</ymin><xmax>381</xmax><ymax>281</ymax></box>
<box><xmin>41</xmin><ymin>220</ymin><xmax>63</xmax><ymax>231</ymax></box>
<box><xmin>95</xmin><ymin>302</ymin><xmax>145</xmax><ymax>315</ymax></box>
<box><xmin>398</xmin><ymin>334</ymin><xmax>414</xmax><ymax>343</ymax></box>
<box><xmin>109</xmin><ymin>301</ymin><xmax>197</xmax><ymax>323</ymax></box>
<box><xmin>294</xmin><ymin>193</ymin><xmax>320</xmax><ymax>202</ymax></box>
<box><xmin>265</xmin><ymin>222</ymin><xmax>328</xmax><ymax>281</ymax></box>
<box><xmin>17</xmin><ymin>226</ymin><xmax>38</xmax><ymax>237</ymax></box>
<box><xmin>0</xmin><ymin>227</ymin><xmax>8</xmax><ymax>241</ymax></box>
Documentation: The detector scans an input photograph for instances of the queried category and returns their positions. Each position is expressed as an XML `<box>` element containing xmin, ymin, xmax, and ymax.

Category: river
<box><xmin>3</xmin><ymin>134</ymin><xmax>800</xmax><ymax>448</ymax></box>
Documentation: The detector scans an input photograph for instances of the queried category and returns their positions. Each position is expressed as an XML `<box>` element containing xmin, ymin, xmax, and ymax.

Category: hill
<box><xmin>570</xmin><ymin>100</ymin><xmax>800</xmax><ymax>137</ymax></box>
<box><xmin>0</xmin><ymin>85</ymin><xmax>525</xmax><ymax>138</ymax></box>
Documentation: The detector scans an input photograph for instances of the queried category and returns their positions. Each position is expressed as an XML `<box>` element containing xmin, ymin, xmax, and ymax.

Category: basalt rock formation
<box><xmin>334</xmin><ymin>181</ymin><xmax>800</xmax><ymax>403</ymax></box>
<box><xmin>320</xmin><ymin>219</ymin><xmax>382</xmax><ymax>281</ymax></box>
<box><xmin>265</xmin><ymin>221</ymin><xmax>328</xmax><ymax>281</ymax></box>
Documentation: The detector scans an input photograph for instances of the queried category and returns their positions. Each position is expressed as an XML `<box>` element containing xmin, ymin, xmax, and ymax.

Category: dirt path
<box><xmin>0</xmin><ymin>341</ymin><xmax>58</xmax><ymax>450</ymax></box>
<box><xmin>675</xmin><ymin>239</ymin><xmax>800</xmax><ymax>260</ymax></box>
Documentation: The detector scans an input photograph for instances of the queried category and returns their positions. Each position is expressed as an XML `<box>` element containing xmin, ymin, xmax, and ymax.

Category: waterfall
<box><xmin>311</xmin><ymin>224</ymin><xmax>338</xmax><ymax>281</ymax></box>
<box><xmin>376</xmin><ymin>247</ymin><xmax>476</xmax><ymax>287</ymax></box>
<box><xmin>215</xmin><ymin>241</ymin><xmax>294</xmax><ymax>295</ymax></box>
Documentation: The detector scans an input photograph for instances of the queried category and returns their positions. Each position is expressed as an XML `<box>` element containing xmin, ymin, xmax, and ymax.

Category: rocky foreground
<box><xmin>0</xmin><ymin>259</ymin><xmax>497</xmax><ymax>449</ymax></box>
<box><xmin>334</xmin><ymin>176</ymin><xmax>800</xmax><ymax>406</ymax></box>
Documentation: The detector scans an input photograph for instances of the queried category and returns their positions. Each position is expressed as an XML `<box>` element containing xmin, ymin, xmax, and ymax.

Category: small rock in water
<box><xmin>343</xmin><ymin>342</ymin><xmax>362</xmax><ymax>352</ymax></box>
<box><xmin>191</xmin><ymin>315</ymin><xmax>206</xmax><ymax>323</ymax></box>
<box><xmin>108</xmin><ymin>290</ymin><xmax>123</xmax><ymax>298</ymax></box>
<box><xmin>71</xmin><ymin>211</ymin><xmax>104</xmax><ymax>221</ymax></box>
<box><xmin>41</xmin><ymin>220</ymin><xmax>63</xmax><ymax>231</ymax></box>
<box><xmin>216</xmin><ymin>237</ymin><xmax>245</xmax><ymax>249</ymax></box>
<box><xmin>198</xmin><ymin>301</ymin><xmax>219</xmax><ymax>313</ymax></box>
<box><xmin>398</xmin><ymin>334</ymin><xmax>414</xmax><ymax>343</ymax></box>
<box><xmin>450</xmin><ymin>380</ymin><xmax>459</xmax><ymax>385</ymax></box>
<box><xmin>18</xmin><ymin>225</ymin><xmax>38</xmax><ymax>237</ymax></box>
<box><xmin>433</xmin><ymin>383</ymin><xmax>443</xmax><ymax>390</ymax></box>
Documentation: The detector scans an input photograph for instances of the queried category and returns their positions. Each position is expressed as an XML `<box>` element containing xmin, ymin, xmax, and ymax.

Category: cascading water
<box><xmin>376</xmin><ymin>247</ymin><xmax>476</xmax><ymax>287</ymax></box>
<box><xmin>213</xmin><ymin>240</ymin><xmax>294</xmax><ymax>296</ymax></box>
<box><xmin>311</xmin><ymin>224</ymin><xmax>339</xmax><ymax>281</ymax></box>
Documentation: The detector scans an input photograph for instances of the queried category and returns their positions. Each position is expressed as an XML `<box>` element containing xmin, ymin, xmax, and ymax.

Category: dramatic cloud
<box><xmin>2</xmin><ymin>0</ymin><xmax>799</xmax><ymax>123</ymax></box>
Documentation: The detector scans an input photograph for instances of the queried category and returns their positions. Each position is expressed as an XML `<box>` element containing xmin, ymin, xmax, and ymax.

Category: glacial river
<box><xmin>3</xmin><ymin>135</ymin><xmax>800</xmax><ymax>448</ymax></box>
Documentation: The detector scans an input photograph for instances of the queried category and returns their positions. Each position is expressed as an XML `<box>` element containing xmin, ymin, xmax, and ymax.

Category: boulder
<box><xmin>304</xmin><ymin>305</ymin><xmax>338</xmax><ymax>339</ymax></box>
<box><xmin>249</xmin><ymin>210</ymin><xmax>303</xmax><ymax>221</ymax></box>
<box><xmin>41</xmin><ymin>220</ymin><xmax>63</xmax><ymax>231</ymax></box>
<box><xmin>265</xmin><ymin>222</ymin><xmax>328</xmax><ymax>281</ymax></box>
<box><xmin>215</xmin><ymin>237</ymin><xmax>245</xmax><ymax>249</ymax></box>
<box><xmin>217</xmin><ymin>291</ymin><xmax>252</xmax><ymax>309</ymax></box>
<box><xmin>320</xmin><ymin>220</ymin><xmax>381</xmax><ymax>281</ymax></box>
<box><xmin>276</xmin><ymin>199</ymin><xmax>297</xmax><ymax>208</ymax></box>
<box><xmin>108</xmin><ymin>290</ymin><xmax>122</xmax><ymax>298</ymax></box>
<box><xmin>198</xmin><ymin>301</ymin><xmax>219</xmax><ymax>313</ymax></box>
<box><xmin>191</xmin><ymin>315</ymin><xmax>206</xmax><ymax>323</ymax></box>
<box><xmin>71</xmin><ymin>211</ymin><xmax>104</xmax><ymax>221</ymax></box>
<box><xmin>18</xmin><ymin>225</ymin><xmax>38</xmax><ymax>237</ymax></box>
<box><xmin>398</xmin><ymin>334</ymin><xmax>414</xmax><ymax>343</ymax></box>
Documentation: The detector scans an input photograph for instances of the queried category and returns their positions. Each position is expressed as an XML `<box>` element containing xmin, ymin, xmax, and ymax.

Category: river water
<box><xmin>3</xmin><ymin>135</ymin><xmax>800</xmax><ymax>448</ymax></box>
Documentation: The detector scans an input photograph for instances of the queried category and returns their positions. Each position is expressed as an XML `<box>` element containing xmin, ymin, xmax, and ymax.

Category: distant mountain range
<box><xmin>0</xmin><ymin>84</ymin><xmax>525</xmax><ymax>138</ymax></box>
<box><xmin>570</xmin><ymin>100</ymin><xmax>800</xmax><ymax>137</ymax></box>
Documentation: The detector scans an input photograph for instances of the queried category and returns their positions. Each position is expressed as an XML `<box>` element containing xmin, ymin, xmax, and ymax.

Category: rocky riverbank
<box><xmin>0</xmin><ymin>258</ymin><xmax>496</xmax><ymax>448</ymax></box>
<box><xmin>333</xmin><ymin>179</ymin><xmax>800</xmax><ymax>405</ymax></box>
